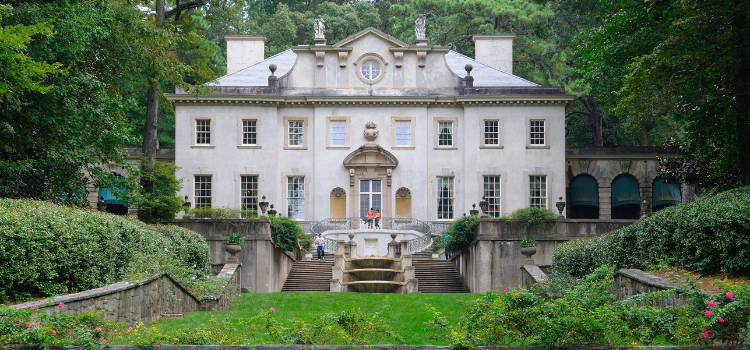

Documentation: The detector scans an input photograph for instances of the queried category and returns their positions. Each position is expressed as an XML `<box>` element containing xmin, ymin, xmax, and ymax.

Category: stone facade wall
<box><xmin>171</xmin><ymin>219</ymin><xmax>295</xmax><ymax>293</ymax></box>
<box><xmin>456</xmin><ymin>219</ymin><xmax>635</xmax><ymax>292</ymax></box>
<box><xmin>9</xmin><ymin>266</ymin><xmax>242</xmax><ymax>325</ymax></box>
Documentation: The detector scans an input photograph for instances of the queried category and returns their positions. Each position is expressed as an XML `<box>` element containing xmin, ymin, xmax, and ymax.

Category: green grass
<box><xmin>148</xmin><ymin>292</ymin><xmax>479</xmax><ymax>344</ymax></box>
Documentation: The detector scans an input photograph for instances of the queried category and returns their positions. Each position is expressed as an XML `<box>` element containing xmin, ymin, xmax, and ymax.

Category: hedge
<box><xmin>552</xmin><ymin>186</ymin><xmax>750</xmax><ymax>278</ymax></box>
<box><xmin>0</xmin><ymin>199</ymin><xmax>210</xmax><ymax>303</ymax></box>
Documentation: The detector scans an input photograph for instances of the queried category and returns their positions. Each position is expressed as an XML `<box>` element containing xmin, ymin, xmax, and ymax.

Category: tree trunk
<box><xmin>142</xmin><ymin>75</ymin><xmax>159</xmax><ymax>164</ymax></box>
<box><xmin>732</xmin><ymin>0</ymin><xmax>750</xmax><ymax>186</ymax></box>
<box><xmin>640</xmin><ymin>131</ymin><xmax>649</xmax><ymax>146</ymax></box>
<box><xmin>583</xmin><ymin>96</ymin><xmax>604</xmax><ymax>147</ymax></box>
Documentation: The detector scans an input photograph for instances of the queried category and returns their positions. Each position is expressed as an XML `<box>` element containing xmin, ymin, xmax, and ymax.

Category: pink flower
<box><xmin>157</xmin><ymin>341</ymin><xmax>162</xmax><ymax>345</ymax></box>
<box><xmin>719</xmin><ymin>317</ymin><xmax>725</xmax><ymax>323</ymax></box>
<box><xmin>128</xmin><ymin>327</ymin><xmax>133</xmax><ymax>331</ymax></box>
<box><xmin>707</xmin><ymin>301</ymin><xmax>716</xmax><ymax>306</ymax></box>
<box><xmin>566</xmin><ymin>332</ymin><xmax>571</xmax><ymax>338</ymax></box>
<box><xmin>26</xmin><ymin>323</ymin><xmax>31</xmax><ymax>327</ymax></box>
<box><xmin>58</xmin><ymin>302</ymin><xmax>64</xmax><ymax>307</ymax></box>
<box><xmin>726</xmin><ymin>292</ymin><xmax>734</xmax><ymax>299</ymax></box>
<box><xmin>34</xmin><ymin>323</ymin><xmax>40</xmax><ymax>326</ymax></box>
<box><xmin>705</xmin><ymin>310</ymin><xmax>712</xmax><ymax>317</ymax></box>
<box><xmin>51</xmin><ymin>330</ymin><xmax>56</xmax><ymax>335</ymax></box>
<box><xmin>96</xmin><ymin>327</ymin><xmax>102</xmax><ymax>332</ymax></box>
<box><xmin>270</xmin><ymin>307</ymin><xmax>275</xmax><ymax>312</ymax></box>
<box><xmin>15</xmin><ymin>324</ymin><xmax>20</xmax><ymax>328</ymax></box>
<box><xmin>31</xmin><ymin>306</ymin><xmax>37</xmax><ymax>311</ymax></box>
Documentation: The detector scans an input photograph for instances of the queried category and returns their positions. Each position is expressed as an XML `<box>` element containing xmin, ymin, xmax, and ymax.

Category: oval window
<box><xmin>361</xmin><ymin>61</ymin><xmax>381</xmax><ymax>81</ymax></box>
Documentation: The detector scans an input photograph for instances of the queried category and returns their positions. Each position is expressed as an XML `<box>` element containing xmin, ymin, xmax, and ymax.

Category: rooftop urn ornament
<box><xmin>364</xmin><ymin>121</ymin><xmax>379</xmax><ymax>144</ymax></box>
<box><xmin>259</xmin><ymin>195</ymin><xmax>269</xmax><ymax>217</ymax></box>
<box><xmin>464</xmin><ymin>64</ymin><xmax>474</xmax><ymax>88</ymax></box>
<box><xmin>267</xmin><ymin>204</ymin><xmax>277</xmax><ymax>217</ymax></box>
<box><xmin>469</xmin><ymin>203</ymin><xmax>479</xmax><ymax>216</ymax></box>
<box><xmin>415</xmin><ymin>14</ymin><xmax>427</xmax><ymax>45</ymax></box>
<box><xmin>556</xmin><ymin>197</ymin><xmax>566</xmax><ymax>218</ymax></box>
<box><xmin>182</xmin><ymin>195</ymin><xmax>191</xmax><ymax>209</ymax></box>
<box><xmin>314</xmin><ymin>15</ymin><xmax>326</xmax><ymax>45</ymax></box>
<box><xmin>268</xmin><ymin>64</ymin><xmax>278</xmax><ymax>87</ymax></box>
<box><xmin>479</xmin><ymin>196</ymin><xmax>489</xmax><ymax>218</ymax></box>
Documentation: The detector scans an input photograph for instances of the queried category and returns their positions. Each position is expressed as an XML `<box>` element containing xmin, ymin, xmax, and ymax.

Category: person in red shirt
<box><xmin>366</xmin><ymin>208</ymin><xmax>374</xmax><ymax>229</ymax></box>
<box><xmin>374</xmin><ymin>210</ymin><xmax>381</xmax><ymax>229</ymax></box>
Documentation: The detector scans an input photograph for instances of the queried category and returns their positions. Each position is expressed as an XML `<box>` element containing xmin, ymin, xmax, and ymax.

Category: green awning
<box><xmin>612</xmin><ymin>175</ymin><xmax>640</xmax><ymax>207</ymax></box>
<box><xmin>570</xmin><ymin>175</ymin><xmax>599</xmax><ymax>207</ymax></box>
<box><xmin>653</xmin><ymin>177</ymin><xmax>681</xmax><ymax>207</ymax></box>
<box><xmin>99</xmin><ymin>188</ymin><xmax>127</xmax><ymax>205</ymax></box>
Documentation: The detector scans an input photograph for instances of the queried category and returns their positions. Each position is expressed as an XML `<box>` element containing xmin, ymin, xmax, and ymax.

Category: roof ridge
<box><xmin>447</xmin><ymin>50</ymin><xmax>539</xmax><ymax>86</ymax></box>
<box><xmin>220</xmin><ymin>49</ymin><xmax>295</xmax><ymax>78</ymax></box>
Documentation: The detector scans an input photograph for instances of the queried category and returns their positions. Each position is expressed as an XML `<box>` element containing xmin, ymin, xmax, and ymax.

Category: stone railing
<box><xmin>311</xmin><ymin>217</ymin><xmax>431</xmax><ymax>235</ymax></box>
<box><xmin>8</xmin><ymin>264</ymin><xmax>242</xmax><ymax>325</ymax></box>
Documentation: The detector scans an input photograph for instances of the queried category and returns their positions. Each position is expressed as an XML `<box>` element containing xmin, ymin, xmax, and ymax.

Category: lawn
<box><xmin>146</xmin><ymin>292</ymin><xmax>480</xmax><ymax>345</ymax></box>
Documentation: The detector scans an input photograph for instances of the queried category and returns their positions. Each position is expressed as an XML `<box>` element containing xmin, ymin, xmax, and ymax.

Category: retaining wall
<box><xmin>456</xmin><ymin>218</ymin><xmax>636</xmax><ymax>292</ymax></box>
<box><xmin>8</xmin><ymin>265</ymin><xmax>242</xmax><ymax>325</ymax></box>
<box><xmin>171</xmin><ymin>218</ymin><xmax>295</xmax><ymax>293</ymax></box>
<box><xmin>614</xmin><ymin>269</ymin><xmax>691</xmax><ymax>306</ymax></box>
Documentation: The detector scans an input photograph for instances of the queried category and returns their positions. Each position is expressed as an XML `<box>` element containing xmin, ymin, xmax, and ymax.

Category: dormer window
<box><xmin>361</xmin><ymin>61</ymin><xmax>381</xmax><ymax>80</ymax></box>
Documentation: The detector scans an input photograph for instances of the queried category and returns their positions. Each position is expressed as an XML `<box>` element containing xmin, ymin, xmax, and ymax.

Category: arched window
<box><xmin>395</xmin><ymin>187</ymin><xmax>411</xmax><ymax>218</ymax></box>
<box><xmin>611</xmin><ymin>174</ymin><xmax>641</xmax><ymax>219</ymax></box>
<box><xmin>330</xmin><ymin>187</ymin><xmax>346</xmax><ymax>218</ymax></box>
<box><xmin>569</xmin><ymin>175</ymin><xmax>599</xmax><ymax>219</ymax></box>
<box><xmin>652</xmin><ymin>176</ymin><xmax>681</xmax><ymax>212</ymax></box>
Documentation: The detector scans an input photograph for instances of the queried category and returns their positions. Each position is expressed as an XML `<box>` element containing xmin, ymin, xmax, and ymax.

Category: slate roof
<box><xmin>209</xmin><ymin>48</ymin><xmax>539</xmax><ymax>88</ymax></box>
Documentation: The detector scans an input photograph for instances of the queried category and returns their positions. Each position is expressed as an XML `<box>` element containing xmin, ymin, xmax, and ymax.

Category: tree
<box><xmin>128</xmin><ymin>156</ymin><xmax>184</xmax><ymax>223</ymax></box>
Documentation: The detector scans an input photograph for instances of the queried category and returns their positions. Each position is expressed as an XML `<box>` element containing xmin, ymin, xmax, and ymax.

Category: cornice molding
<box><xmin>165</xmin><ymin>94</ymin><xmax>574</xmax><ymax>106</ymax></box>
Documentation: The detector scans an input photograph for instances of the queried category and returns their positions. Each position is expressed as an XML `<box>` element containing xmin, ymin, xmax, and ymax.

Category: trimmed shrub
<box><xmin>507</xmin><ymin>206</ymin><xmax>557</xmax><ymax>229</ymax></box>
<box><xmin>269</xmin><ymin>216</ymin><xmax>304</xmax><ymax>252</ymax></box>
<box><xmin>552</xmin><ymin>186</ymin><xmax>750</xmax><ymax>278</ymax></box>
<box><xmin>0</xmin><ymin>199</ymin><xmax>210</xmax><ymax>303</ymax></box>
<box><xmin>445</xmin><ymin>215</ymin><xmax>479</xmax><ymax>253</ymax></box>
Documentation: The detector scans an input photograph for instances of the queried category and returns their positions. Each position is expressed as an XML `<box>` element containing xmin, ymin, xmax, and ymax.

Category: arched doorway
<box><xmin>569</xmin><ymin>174</ymin><xmax>599</xmax><ymax>219</ymax></box>
<box><xmin>652</xmin><ymin>176</ymin><xmax>681</xmax><ymax>212</ymax></box>
<box><xmin>98</xmin><ymin>187</ymin><xmax>128</xmax><ymax>215</ymax></box>
<box><xmin>611</xmin><ymin>174</ymin><xmax>641</xmax><ymax>219</ymax></box>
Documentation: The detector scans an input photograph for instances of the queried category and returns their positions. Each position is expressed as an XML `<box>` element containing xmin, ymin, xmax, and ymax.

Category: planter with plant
<box><xmin>520</xmin><ymin>234</ymin><xmax>537</xmax><ymax>264</ymax></box>
<box><xmin>225</xmin><ymin>233</ymin><xmax>243</xmax><ymax>264</ymax></box>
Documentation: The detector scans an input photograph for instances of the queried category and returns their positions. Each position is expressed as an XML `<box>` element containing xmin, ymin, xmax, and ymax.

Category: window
<box><xmin>241</xmin><ymin>175</ymin><xmax>258</xmax><ymax>211</ymax></box>
<box><xmin>287</xmin><ymin>177</ymin><xmax>305</xmax><ymax>219</ymax></box>
<box><xmin>530</xmin><ymin>175</ymin><xmax>547</xmax><ymax>208</ymax></box>
<box><xmin>242</xmin><ymin>120</ymin><xmax>257</xmax><ymax>145</ymax></box>
<box><xmin>437</xmin><ymin>177</ymin><xmax>454</xmax><ymax>219</ymax></box>
<box><xmin>483</xmin><ymin>176</ymin><xmax>501</xmax><ymax>217</ymax></box>
<box><xmin>484</xmin><ymin>120</ymin><xmax>499</xmax><ymax>145</ymax></box>
<box><xmin>288</xmin><ymin>121</ymin><xmax>303</xmax><ymax>146</ymax></box>
<box><xmin>196</xmin><ymin>120</ymin><xmax>211</xmax><ymax>144</ymax></box>
<box><xmin>361</xmin><ymin>61</ymin><xmax>381</xmax><ymax>80</ymax></box>
<box><xmin>530</xmin><ymin>120</ymin><xmax>545</xmax><ymax>145</ymax></box>
<box><xmin>194</xmin><ymin>175</ymin><xmax>212</xmax><ymax>207</ymax></box>
<box><xmin>396</xmin><ymin>121</ymin><xmax>410</xmax><ymax>146</ymax></box>
<box><xmin>438</xmin><ymin>121</ymin><xmax>453</xmax><ymax>146</ymax></box>
<box><xmin>331</xmin><ymin>120</ymin><xmax>346</xmax><ymax>146</ymax></box>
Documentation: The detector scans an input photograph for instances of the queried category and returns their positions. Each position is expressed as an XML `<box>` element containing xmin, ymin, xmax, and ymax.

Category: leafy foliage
<box><xmin>444</xmin><ymin>215</ymin><xmax>478</xmax><ymax>253</ymax></box>
<box><xmin>507</xmin><ymin>207</ymin><xmax>557</xmax><ymax>230</ymax></box>
<box><xmin>0</xmin><ymin>198</ymin><xmax>210</xmax><ymax>303</ymax></box>
<box><xmin>126</xmin><ymin>157</ymin><xmax>184</xmax><ymax>224</ymax></box>
<box><xmin>187</xmin><ymin>207</ymin><xmax>256</xmax><ymax>219</ymax></box>
<box><xmin>269</xmin><ymin>216</ymin><xmax>304</xmax><ymax>252</ymax></box>
<box><xmin>226</xmin><ymin>233</ymin><xmax>243</xmax><ymax>245</ymax></box>
<box><xmin>658</xmin><ymin>137</ymin><xmax>741</xmax><ymax>192</ymax></box>
<box><xmin>552</xmin><ymin>187</ymin><xmax>750</xmax><ymax>278</ymax></box>
<box><xmin>520</xmin><ymin>235</ymin><xmax>536</xmax><ymax>248</ymax></box>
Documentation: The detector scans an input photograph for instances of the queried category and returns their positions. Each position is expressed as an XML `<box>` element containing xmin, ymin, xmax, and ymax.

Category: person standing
<box><xmin>374</xmin><ymin>210</ymin><xmax>381</xmax><ymax>229</ymax></box>
<box><xmin>296</xmin><ymin>235</ymin><xmax>303</xmax><ymax>261</ymax></box>
<box><xmin>314</xmin><ymin>233</ymin><xmax>325</xmax><ymax>260</ymax></box>
<box><xmin>366</xmin><ymin>208</ymin><xmax>374</xmax><ymax>229</ymax></box>
<box><xmin>444</xmin><ymin>234</ymin><xmax>451</xmax><ymax>259</ymax></box>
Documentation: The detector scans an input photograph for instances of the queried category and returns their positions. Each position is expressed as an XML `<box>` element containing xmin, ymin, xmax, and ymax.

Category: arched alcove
<box><xmin>330</xmin><ymin>187</ymin><xmax>346</xmax><ymax>218</ymax></box>
<box><xmin>611</xmin><ymin>174</ymin><xmax>641</xmax><ymax>219</ymax></box>
<box><xmin>395</xmin><ymin>187</ymin><xmax>411</xmax><ymax>218</ymax></box>
<box><xmin>652</xmin><ymin>176</ymin><xmax>681</xmax><ymax>212</ymax></box>
<box><xmin>570</xmin><ymin>174</ymin><xmax>599</xmax><ymax>219</ymax></box>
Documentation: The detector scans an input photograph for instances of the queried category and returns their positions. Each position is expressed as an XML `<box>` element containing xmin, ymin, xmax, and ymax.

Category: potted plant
<box><xmin>519</xmin><ymin>234</ymin><xmax>536</xmax><ymax>264</ymax></box>
<box><xmin>225</xmin><ymin>233</ymin><xmax>243</xmax><ymax>264</ymax></box>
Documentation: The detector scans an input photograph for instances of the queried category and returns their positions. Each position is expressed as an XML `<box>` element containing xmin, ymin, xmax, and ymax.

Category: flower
<box><xmin>51</xmin><ymin>330</ymin><xmax>57</xmax><ymax>335</ymax></box>
<box><xmin>96</xmin><ymin>327</ymin><xmax>102</xmax><ymax>332</ymax></box>
<box><xmin>566</xmin><ymin>332</ymin><xmax>571</xmax><ymax>338</ymax></box>
<box><xmin>26</xmin><ymin>323</ymin><xmax>31</xmax><ymax>327</ymax></box>
<box><xmin>58</xmin><ymin>302</ymin><xmax>64</xmax><ymax>307</ymax></box>
<box><xmin>128</xmin><ymin>327</ymin><xmax>133</xmax><ymax>331</ymax></box>
<box><xmin>705</xmin><ymin>310</ymin><xmax>712</xmax><ymax>317</ymax></box>
<box><xmin>15</xmin><ymin>324</ymin><xmax>20</xmax><ymax>328</ymax></box>
<box><xmin>270</xmin><ymin>307</ymin><xmax>275</xmax><ymax>312</ymax></box>
<box><xmin>719</xmin><ymin>317</ymin><xmax>725</xmax><ymax>323</ymax></box>
<box><xmin>707</xmin><ymin>301</ymin><xmax>716</xmax><ymax>306</ymax></box>
<box><xmin>164</xmin><ymin>248</ymin><xmax>168</xmax><ymax>252</ymax></box>
<box><xmin>31</xmin><ymin>306</ymin><xmax>37</xmax><ymax>311</ymax></box>
<box><xmin>157</xmin><ymin>341</ymin><xmax>162</xmax><ymax>345</ymax></box>
<box><xmin>34</xmin><ymin>323</ymin><xmax>40</xmax><ymax>326</ymax></box>
<box><xmin>726</xmin><ymin>292</ymin><xmax>734</xmax><ymax>299</ymax></box>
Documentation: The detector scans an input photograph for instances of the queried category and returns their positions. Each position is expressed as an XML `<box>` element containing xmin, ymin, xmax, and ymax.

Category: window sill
<box><xmin>480</xmin><ymin>145</ymin><xmax>504</xmax><ymax>149</ymax></box>
<box><xmin>237</xmin><ymin>145</ymin><xmax>261</xmax><ymax>149</ymax></box>
<box><xmin>526</xmin><ymin>145</ymin><xmax>550</xmax><ymax>149</ymax></box>
<box><xmin>326</xmin><ymin>146</ymin><xmax>350</xmax><ymax>150</ymax></box>
<box><xmin>434</xmin><ymin>146</ymin><xmax>458</xmax><ymax>150</ymax></box>
<box><xmin>391</xmin><ymin>146</ymin><xmax>415</xmax><ymax>150</ymax></box>
<box><xmin>191</xmin><ymin>145</ymin><xmax>215</xmax><ymax>149</ymax></box>
<box><xmin>284</xmin><ymin>146</ymin><xmax>309</xmax><ymax>150</ymax></box>
<box><xmin>435</xmin><ymin>219</ymin><xmax>455</xmax><ymax>222</ymax></box>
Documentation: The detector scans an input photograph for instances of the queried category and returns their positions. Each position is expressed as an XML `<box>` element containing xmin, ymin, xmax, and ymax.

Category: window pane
<box><xmin>242</xmin><ymin>120</ymin><xmax>257</xmax><ymax>145</ymax></box>
<box><xmin>196</xmin><ymin>120</ymin><xmax>211</xmax><ymax>144</ymax></box>
<box><xmin>289</xmin><ymin>121</ymin><xmax>304</xmax><ymax>146</ymax></box>
<box><xmin>287</xmin><ymin>177</ymin><xmax>305</xmax><ymax>219</ymax></box>
<box><xmin>438</xmin><ymin>121</ymin><xmax>453</xmax><ymax>146</ymax></box>
<box><xmin>437</xmin><ymin>177</ymin><xmax>454</xmax><ymax>219</ymax></box>
<box><xmin>530</xmin><ymin>175</ymin><xmax>547</xmax><ymax>208</ymax></box>
<box><xmin>530</xmin><ymin>120</ymin><xmax>545</xmax><ymax>145</ymax></box>
<box><xmin>396</xmin><ymin>121</ymin><xmax>410</xmax><ymax>145</ymax></box>
<box><xmin>483</xmin><ymin>176</ymin><xmax>501</xmax><ymax>217</ymax></box>
<box><xmin>484</xmin><ymin>120</ymin><xmax>499</xmax><ymax>145</ymax></box>
<box><xmin>241</xmin><ymin>175</ymin><xmax>258</xmax><ymax>211</ymax></box>
<box><xmin>194</xmin><ymin>175</ymin><xmax>212</xmax><ymax>207</ymax></box>
<box><xmin>331</xmin><ymin>120</ymin><xmax>346</xmax><ymax>146</ymax></box>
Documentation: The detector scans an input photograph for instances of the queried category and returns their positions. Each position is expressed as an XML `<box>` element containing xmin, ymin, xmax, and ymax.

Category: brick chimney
<box><xmin>224</xmin><ymin>35</ymin><xmax>267</xmax><ymax>75</ymax></box>
<box><xmin>472</xmin><ymin>34</ymin><xmax>515</xmax><ymax>74</ymax></box>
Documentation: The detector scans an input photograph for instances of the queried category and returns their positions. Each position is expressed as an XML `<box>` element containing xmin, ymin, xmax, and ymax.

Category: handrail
<box><xmin>407</xmin><ymin>234</ymin><xmax>432</xmax><ymax>254</ymax></box>
<box><xmin>310</xmin><ymin>217</ymin><xmax>432</xmax><ymax>235</ymax></box>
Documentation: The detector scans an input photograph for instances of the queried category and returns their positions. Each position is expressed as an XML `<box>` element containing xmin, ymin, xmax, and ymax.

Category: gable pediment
<box><xmin>332</xmin><ymin>27</ymin><xmax>409</xmax><ymax>49</ymax></box>
<box><xmin>343</xmin><ymin>145</ymin><xmax>398</xmax><ymax>169</ymax></box>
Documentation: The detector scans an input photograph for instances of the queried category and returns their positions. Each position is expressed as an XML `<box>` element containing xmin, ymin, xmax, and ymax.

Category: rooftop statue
<box><xmin>314</xmin><ymin>15</ymin><xmax>326</xmax><ymax>40</ymax></box>
<box><xmin>415</xmin><ymin>14</ymin><xmax>426</xmax><ymax>41</ymax></box>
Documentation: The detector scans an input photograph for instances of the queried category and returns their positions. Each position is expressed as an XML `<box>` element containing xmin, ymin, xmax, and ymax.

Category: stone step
<box><xmin>412</xmin><ymin>259</ymin><xmax>468</xmax><ymax>293</ymax></box>
<box><xmin>281</xmin><ymin>261</ymin><xmax>333</xmax><ymax>292</ymax></box>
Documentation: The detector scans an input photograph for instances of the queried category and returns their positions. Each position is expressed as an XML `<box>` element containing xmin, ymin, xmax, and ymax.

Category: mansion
<box><xmin>166</xmin><ymin>27</ymin><xmax>572</xmax><ymax>222</ymax></box>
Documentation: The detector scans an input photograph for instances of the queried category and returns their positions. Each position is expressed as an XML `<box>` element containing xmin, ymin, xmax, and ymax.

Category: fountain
<box><xmin>332</xmin><ymin>234</ymin><xmax>418</xmax><ymax>293</ymax></box>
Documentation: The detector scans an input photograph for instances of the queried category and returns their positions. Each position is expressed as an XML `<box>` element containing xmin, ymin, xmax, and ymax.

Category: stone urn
<box><xmin>225</xmin><ymin>243</ymin><xmax>242</xmax><ymax>264</ymax></box>
<box><xmin>520</xmin><ymin>246</ymin><xmax>537</xmax><ymax>265</ymax></box>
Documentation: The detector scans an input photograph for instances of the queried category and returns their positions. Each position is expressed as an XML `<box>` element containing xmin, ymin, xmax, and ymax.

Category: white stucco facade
<box><xmin>168</xmin><ymin>28</ymin><xmax>573</xmax><ymax>223</ymax></box>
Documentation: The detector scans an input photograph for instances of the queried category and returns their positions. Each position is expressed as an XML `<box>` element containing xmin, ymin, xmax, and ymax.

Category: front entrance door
<box><xmin>359</xmin><ymin>180</ymin><xmax>382</xmax><ymax>217</ymax></box>
<box><xmin>364</xmin><ymin>239</ymin><xmax>378</xmax><ymax>256</ymax></box>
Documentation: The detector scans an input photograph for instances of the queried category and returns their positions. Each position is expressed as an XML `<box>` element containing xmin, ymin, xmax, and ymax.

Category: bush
<box><xmin>431</xmin><ymin>234</ymin><xmax>445</xmax><ymax>254</ymax></box>
<box><xmin>445</xmin><ymin>215</ymin><xmax>478</xmax><ymax>253</ymax></box>
<box><xmin>0</xmin><ymin>199</ymin><xmax>210</xmax><ymax>303</ymax></box>
<box><xmin>128</xmin><ymin>157</ymin><xmax>184</xmax><ymax>224</ymax></box>
<box><xmin>269</xmin><ymin>216</ymin><xmax>304</xmax><ymax>252</ymax></box>
<box><xmin>552</xmin><ymin>186</ymin><xmax>750</xmax><ymax>278</ymax></box>
<box><xmin>507</xmin><ymin>207</ymin><xmax>557</xmax><ymax>229</ymax></box>
<box><xmin>188</xmin><ymin>206</ymin><xmax>256</xmax><ymax>219</ymax></box>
